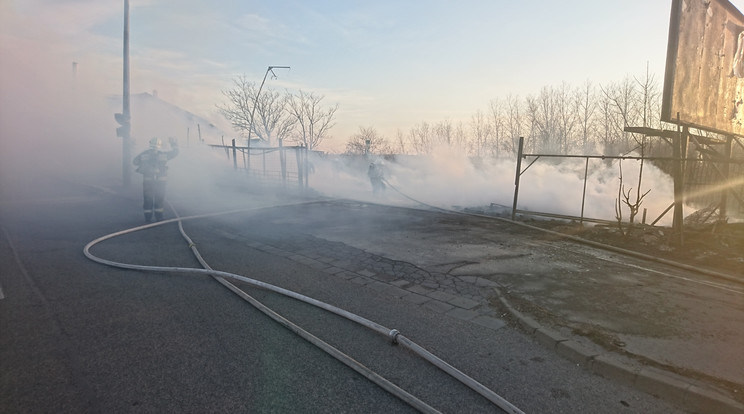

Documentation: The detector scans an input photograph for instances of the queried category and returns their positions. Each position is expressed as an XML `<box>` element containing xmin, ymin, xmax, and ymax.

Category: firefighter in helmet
<box><xmin>367</xmin><ymin>162</ymin><xmax>385</xmax><ymax>194</ymax></box>
<box><xmin>133</xmin><ymin>137</ymin><xmax>179</xmax><ymax>222</ymax></box>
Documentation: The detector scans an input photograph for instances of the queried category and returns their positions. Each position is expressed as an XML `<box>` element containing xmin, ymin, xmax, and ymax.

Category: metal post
<box><xmin>247</xmin><ymin>65</ymin><xmax>290</xmax><ymax>176</ymax></box>
<box><xmin>720</xmin><ymin>135</ymin><xmax>733</xmax><ymax>219</ymax></box>
<box><xmin>232</xmin><ymin>139</ymin><xmax>237</xmax><ymax>170</ymax></box>
<box><xmin>511</xmin><ymin>137</ymin><xmax>524</xmax><ymax>221</ymax></box>
<box><xmin>262</xmin><ymin>149</ymin><xmax>267</xmax><ymax>177</ymax></box>
<box><xmin>296</xmin><ymin>146</ymin><xmax>303</xmax><ymax>188</ymax></box>
<box><xmin>122</xmin><ymin>0</ymin><xmax>131</xmax><ymax>187</ymax></box>
<box><xmin>279</xmin><ymin>138</ymin><xmax>286</xmax><ymax>186</ymax></box>
<box><xmin>304</xmin><ymin>145</ymin><xmax>309</xmax><ymax>188</ymax></box>
<box><xmin>672</xmin><ymin>116</ymin><xmax>685</xmax><ymax>246</ymax></box>
<box><xmin>580</xmin><ymin>157</ymin><xmax>589</xmax><ymax>225</ymax></box>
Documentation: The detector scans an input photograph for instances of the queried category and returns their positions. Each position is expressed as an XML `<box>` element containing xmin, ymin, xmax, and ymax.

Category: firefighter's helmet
<box><xmin>149</xmin><ymin>137</ymin><xmax>162</xmax><ymax>149</ymax></box>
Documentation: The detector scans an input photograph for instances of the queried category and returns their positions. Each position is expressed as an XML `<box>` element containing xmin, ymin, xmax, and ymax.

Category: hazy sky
<box><xmin>3</xmin><ymin>0</ymin><xmax>744</xmax><ymax>152</ymax></box>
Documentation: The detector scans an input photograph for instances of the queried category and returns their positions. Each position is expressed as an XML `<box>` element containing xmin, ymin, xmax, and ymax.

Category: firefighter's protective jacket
<box><xmin>133</xmin><ymin>145</ymin><xmax>179</xmax><ymax>179</ymax></box>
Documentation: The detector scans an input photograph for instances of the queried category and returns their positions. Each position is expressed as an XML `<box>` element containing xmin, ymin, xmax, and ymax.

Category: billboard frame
<box><xmin>662</xmin><ymin>0</ymin><xmax>744</xmax><ymax>137</ymax></box>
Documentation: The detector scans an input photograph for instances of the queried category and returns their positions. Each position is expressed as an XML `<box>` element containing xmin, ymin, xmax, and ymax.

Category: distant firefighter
<box><xmin>368</xmin><ymin>162</ymin><xmax>385</xmax><ymax>194</ymax></box>
<box><xmin>133</xmin><ymin>137</ymin><xmax>179</xmax><ymax>222</ymax></box>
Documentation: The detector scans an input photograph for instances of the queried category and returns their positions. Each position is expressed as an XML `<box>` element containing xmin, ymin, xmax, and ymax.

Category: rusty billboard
<box><xmin>662</xmin><ymin>0</ymin><xmax>744</xmax><ymax>136</ymax></box>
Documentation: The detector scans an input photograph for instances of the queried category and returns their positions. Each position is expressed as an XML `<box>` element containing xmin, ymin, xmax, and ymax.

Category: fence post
<box><xmin>720</xmin><ymin>135</ymin><xmax>733</xmax><ymax>219</ymax></box>
<box><xmin>304</xmin><ymin>145</ymin><xmax>310</xmax><ymax>188</ymax></box>
<box><xmin>246</xmin><ymin>138</ymin><xmax>251</xmax><ymax>175</ymax></box>
<box><xmin>511</xmin><ymin>137</ymin><xmax>524</xmax><ymax>221</ymax></box>
<box><xmin>279</xmin><ymin>138</ymin><xmax>286</xmax><ymax>186</ymax></box>
<box><xmin>262</xmin><ymin>149</ymin><xmax>267</xmax><ymax>177</ymax></box>
<box><xmin>296</xmin><ymin>146</ymin><xmax>304</xmax><ymax>188</ymax></box>
<box><xmin>232</xmin><ymin>139</ymin><xmax>237</xmax><ymax>170</ymax></box>
<box><xmin>672</xmin><ymin>119</ymin><xmax>685</xmax><ymax>246</ymax></box>
<box><xmin>580</xmin><ymin>157</ymin><xmax>589</xmax><ymax>225</ymax></box>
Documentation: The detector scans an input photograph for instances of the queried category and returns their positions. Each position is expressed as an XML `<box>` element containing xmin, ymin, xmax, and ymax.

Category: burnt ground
<box><xmin>526</xmin><ymin>220</ymin><xmax>744</xmax><ymax>278</ymax></box>
<box><xmin>455</xmin><ymin>207</ymin><xmax>744</xmax><ymax>402</ymax></box>
<box><xmin>463</xmin><ymin>204</ymin><xmax>744</xmax><ymax>278</ymax></box>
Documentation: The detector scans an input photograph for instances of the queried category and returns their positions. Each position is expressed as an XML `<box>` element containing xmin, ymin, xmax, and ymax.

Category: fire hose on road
<box><xmin>83</xmin><ymin>201</ymin><xmax>525</xmax><ymax>414</ymax></box>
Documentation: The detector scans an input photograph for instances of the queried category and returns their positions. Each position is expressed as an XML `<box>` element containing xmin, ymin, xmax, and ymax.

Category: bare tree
<box><xmin>470</xmin><ymin>109</ymin><xmax>492</xmax><ymax>157</ymax></box>
<box><xmin>345</xmin><ymin>126</ymin><xmax>391</xmax><ymax>155</ymax></box>
<box><xmin>433</xmin><ymin>119</ymin><xmax>455</xmax><ymax>147</ymax></box>
<box><xmin>488</xmin><ymin>99</ymin><xmax>505</xmax><ymax>157</ymax></box>
<box><xmin>409</xmin><ymin>121</ymin><xmax>433</xmax><ymax>155</ymax></box>
<box><xmin>453</xmin><ymin>121</ymin><xmax>467</xmax><ymax>152</ymax></box>
<box><xmin>394</xmin><ymin>129</ymin><xmax>407</xmax><ymax>154</ymax></box>
<box><xmin>622</xmin><ymin>183</ymin><xmax>651</xmax><ymax>227</ymax></box>
<box><xmin>504</xmin><ymin>94</ymin><xmax>524</xmax><ymax>155</ymax></box>
<box><xmin>596</xmin><ymin>90</ymin><xmax>621</xmax><ymax>152</ymax></box>
<box><xmin>218</xmin><ymin>75</ymin><xmax>256</xmax><ymax>136</ymax></box>
<box><xmin>217</xmin><ymin>75</ymin><xmax>294</xmax><ymax>145</ymax></box>
<box><xmin>635</xmin><ymin>64</ymin><xmax>661</xmax><ymax>131</ymax></box>
<box><xmin>627</xmin><ymin>65</ymin><xmax>661</xmax><ymax>217</ymax></box>
<box><xmin>576</xmin><ymin>80</ymin><xmax>597</xmax><ymax>153</ymax></box>
<box><xmin>599</xmin><ymin>77</ymin><xmax>639</xmax><ymax>154</ymax></box>
<box><xmin>526</xmin><ymin>86</ymin><xmax>559</xmax><ymax>153</ymax></box>
<box><xmin>615</xmin><ymin>160</ymin><xmax>626</xmax><ymax>234</ymax></box>
<box><xmin>253</xmin><ymin>89</ymin><xmax>296</xmax><ymax>146</ymax></box>
<box><xmin>555</xmin><ymin>82</ymin><xmax>579</xmax><ymax>154</ymax></box>
<box><xmin>285</xmin><ymin>90</ymin><xmax>338</xmax><ymax>150</ymax></box>
<box><xmin>615</xmin><ymin>159</ymin><xmax>651</xmax><ymax>234</ymax></box>
<box><xmin>336</xmin><ymin>71</ymin><xmax>665</xmax><ymax>161</ymax></box>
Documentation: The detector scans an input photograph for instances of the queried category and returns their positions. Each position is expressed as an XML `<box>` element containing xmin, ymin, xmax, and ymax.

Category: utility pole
<box><xmin>512</xmin><ymin>137</ymin><xmax>524</xmax><ymax>221</ymax></box>
<box><xmin>115</xmin><ymin>0</ymin><xmax>132</xmax><ymax>187</ymax></box>
<box><xmin>246</xmin><ymin>66</ymin><xmax>290</xmax><ymax>174</ymax></box>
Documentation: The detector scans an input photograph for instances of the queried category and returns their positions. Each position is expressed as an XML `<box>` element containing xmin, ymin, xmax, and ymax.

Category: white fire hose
<box><xmin>83</xmin><ymin>202</ymin><xmax>525</xmax><ymax>414</ymax></box>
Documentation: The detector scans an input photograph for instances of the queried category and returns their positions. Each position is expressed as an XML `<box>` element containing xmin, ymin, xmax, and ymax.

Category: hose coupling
<box><xmin>389</xmin><ymin>329</ymin><xmax>400</xmax><ymax>345</ymax></box>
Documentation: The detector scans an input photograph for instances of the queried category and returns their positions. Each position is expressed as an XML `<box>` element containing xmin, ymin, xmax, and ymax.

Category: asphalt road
<box><xmin>0</xmin><ymin>177</ymin><xmax>705</xmax><ymax>413</ymax></box>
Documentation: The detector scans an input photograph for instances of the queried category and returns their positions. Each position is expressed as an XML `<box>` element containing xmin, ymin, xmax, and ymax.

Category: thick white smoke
<box><xmin>0</xmin><ymin>28</ymin><xmax>681</xmax><ymax>227</ymax></box>
<box><xmin>0</xmin><ymin>37</ymin><xmax>121</xmax><ymax>199</ymax></box>
<box><xmin>308</xmin><ymin>145</ymin><xmax>678</xmax><ymax>226</ymax></box>
<box><xmin>0</xmin><ymin>3</ymin><xmax>692</xmax><ymax>226</ymax></box>
<box><xmin>0</xmin><ymin>10</ymin><xmax>242</xmax><ymax>212</ymax></box>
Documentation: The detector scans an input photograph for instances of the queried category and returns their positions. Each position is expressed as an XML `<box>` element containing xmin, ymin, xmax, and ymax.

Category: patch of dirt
<box><xmin>464</xmin><ymin>205</ymin><xmax>744</xmax><ymax>277</ymax></box>
<box><xmin>528</xmin><ymin>221</ymin><xmax>744</xmax><ymax>277</ymax></box>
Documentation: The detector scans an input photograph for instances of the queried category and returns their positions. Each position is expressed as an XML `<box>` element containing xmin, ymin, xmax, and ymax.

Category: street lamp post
<box><xmin>122</xmin><ymin>0</ymin><xmax>131</xmax><ymax>187</ymax></box>
<box><xmin>114</xmin><ymin>0</ymin><xmax>132</xmax><ymax>187</ymax></box>
<box><xmin>246</xmin><ymin>65</ymin><xmax>290</xmax><ymax>174</ymax></box>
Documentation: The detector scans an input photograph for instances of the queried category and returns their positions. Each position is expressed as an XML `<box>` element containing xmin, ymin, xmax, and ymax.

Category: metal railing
<box><xmin>511</xmin><ymin>137</ymin><xmax>744</xmax><ymax>228</ymax></box>
<box><xmin>210</xmin><ymin>139</ymin><xmax>310</xmax><ymax>188</ymax></box>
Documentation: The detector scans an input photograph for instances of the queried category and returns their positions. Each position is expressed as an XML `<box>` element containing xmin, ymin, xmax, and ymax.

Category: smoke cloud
<box><xmin>0</xmin><ymin>4</ymin><xmax>686</xmax><ymax>227</ymax></box>
<box><xmin>0</xmin><ymin>8</ymin><xmax>233</xmax><ymax>213</ymax></box>
<box><xmin>0</xmin><ymin>29</ymin><xmax>119</xmax><ymax>200</ymax></box>
<box><xmin>307</xmin><ymin>145</ymin><xmax>678</xmax><ymax>226</ymax></box>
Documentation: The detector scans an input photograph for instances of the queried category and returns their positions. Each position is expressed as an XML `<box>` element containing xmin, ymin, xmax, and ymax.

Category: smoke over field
<box><xmin>0</xmin><ymin>35</ymin><xmax>678</xmax><ymax>227</ymax></box>
<box><xmin>0</xmin><ymin>4</ymin><xmax>677</xmax><ymax>226</ymax></box>
<box><xmin>307</xmin><ymin>146</ymin><xmax>677</xmax><ymax>226</ymax></box>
